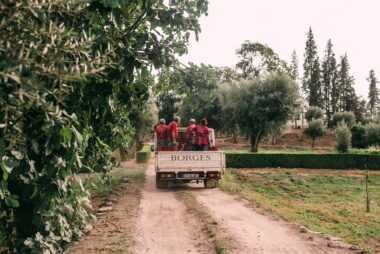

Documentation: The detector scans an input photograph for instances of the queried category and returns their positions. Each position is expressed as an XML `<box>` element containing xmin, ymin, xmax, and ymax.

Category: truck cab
<box><xmin>154</xmin><ymin>127</ymin><xmax>225</xmax><ymax>188</ymax></box>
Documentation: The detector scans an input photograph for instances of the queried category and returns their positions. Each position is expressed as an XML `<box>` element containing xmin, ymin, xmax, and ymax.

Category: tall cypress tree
<box><xmin>338</xmin><ymin>54</ymin><xmax>357</xmax><ymax>111</ymax></box>
<box><xmin>303</xmin><ymin>27</ymin><xmax>320</xmax><ymax>106</ymax></box>
<box><xmin>367</xmin><ymin>69</ymin><xmax>379</xmax><ymax>117</ymax></box>
<box><xmin>321</xmin><ymin>39</ymin><xmax>337</xmax><ymax>126</ymax></box>
<box><xmin>309</xmin><ymin>57</ymin><xmax>322</xmax><ymax>107</ymax></box>
<box><xmin>290</xmin><ymin>49</ymin><xmax>299</xmax><ymax>82</ymax></box>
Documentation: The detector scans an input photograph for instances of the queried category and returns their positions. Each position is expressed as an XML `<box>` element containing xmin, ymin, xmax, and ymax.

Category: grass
<box><xmin>176</xmin><ymin>191</ymin><xmax>234</xmax><ymax>254</ymax></box>
<box><xmin>82</xmin><ymin>162</ymin><xmax>146</xmax><ymax>198</ymax></box>
<box><xmin>220</xmin><ymin>168</ymin><xmax>380</xmax><ymax>253</ymax></box>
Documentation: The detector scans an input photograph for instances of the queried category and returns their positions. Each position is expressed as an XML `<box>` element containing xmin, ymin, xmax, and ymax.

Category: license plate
<box><xmin>182</xmin><ymin>173</ymin><xmax>199</xmax><ymax>178</ymax></box>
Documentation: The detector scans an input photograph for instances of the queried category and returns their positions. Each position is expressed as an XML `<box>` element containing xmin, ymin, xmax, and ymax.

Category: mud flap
<box><xmin>204</xmin><ymin>179</ymin><xmax>219</xmax><ymax>188</ymax></box>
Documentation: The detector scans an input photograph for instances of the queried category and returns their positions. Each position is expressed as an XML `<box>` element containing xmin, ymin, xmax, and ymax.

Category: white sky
<box><xmin>180</xmin><ymin>0</ymin><xmax>380</xmax><ymax>98</ymax></box>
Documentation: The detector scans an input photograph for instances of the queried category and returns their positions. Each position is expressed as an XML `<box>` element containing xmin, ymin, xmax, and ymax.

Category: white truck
<box><xmin>154</xmin><ymin>128</ymin><xmax>226</xmax><ymax>188</ymax></box>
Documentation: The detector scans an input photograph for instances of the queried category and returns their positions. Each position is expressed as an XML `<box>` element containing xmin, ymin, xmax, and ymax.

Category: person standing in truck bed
<box><xmin>168</xmin><ymin>116</ymin><xmax>180</xmax><ymax>148</ymax></box>
<box><xmin>186</xmin><ymin>118</ymin><xmax>196</xmax><ymax>151</ymax></box>
<box><xmin>194</xmin><ymin>118</ymin><xmax>210</xmax><ymax>151</ymax></box>
<box><xmin>155</xmin><ymin>118</ymin><xmax>169</xmax><ymax>147</ymax></box>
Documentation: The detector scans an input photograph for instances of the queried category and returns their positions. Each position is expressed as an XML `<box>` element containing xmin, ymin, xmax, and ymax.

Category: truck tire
<box><xmin>156</xmin><ymin>176</ymin><xmax>165</xmax><ymax>189</ymax></box>
<box><xmin>204</xmin><ymin>179</ymin><xmax>219</xmax><ymax>188</ymax></box>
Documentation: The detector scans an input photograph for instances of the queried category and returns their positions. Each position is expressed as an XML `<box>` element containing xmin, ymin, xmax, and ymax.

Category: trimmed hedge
<box><xmin>136</xmin><ymin>145</ymin><xmax>151</xmax><ymax>163</ymax></box>
<box><xmin>226</xmin><ymin>153</ymin><xmax>380</xmax><ymax>170</ymax></box>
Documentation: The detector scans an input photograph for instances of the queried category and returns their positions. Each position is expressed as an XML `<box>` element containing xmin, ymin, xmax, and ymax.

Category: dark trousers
<box><xmin>195</xmin><ymin>144</ymin><xmax>207</xmax><ymax>151</ymax></box>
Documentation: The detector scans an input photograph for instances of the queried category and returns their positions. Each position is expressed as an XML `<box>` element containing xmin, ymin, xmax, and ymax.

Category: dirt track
<box><xmin>132</xmin><ymin>159</ymin><xmax>355</xmax><ymax>254</ymax></box>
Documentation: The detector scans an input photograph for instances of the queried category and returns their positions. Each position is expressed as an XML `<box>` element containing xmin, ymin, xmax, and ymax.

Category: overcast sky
<box><xmin>180</xmin><ymin>0</ymin><xmax>380</xmax><ymax>98</ymax></box>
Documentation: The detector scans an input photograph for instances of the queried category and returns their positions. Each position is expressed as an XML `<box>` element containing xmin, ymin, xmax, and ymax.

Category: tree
<box><xmin>321</xmin><ymin>39</ymin><xmax>338</xmax><ymax>126</ymax></box>
<box><xmin>0</xmin><ymin>0</ymin><xmax>208</xmax><ymax>252</ymax></box>
<box><xmin>303</xmin><ymin>27</ymin><xmax>320</xmax><ymax>106</ymax></box>
<box><xmin>338</xmin><ymin>54</ymin><xmax>357</xmax><ymax>111</ymax></box>
<box><xmin>304</xmin><ymin>119</ymin><xmax>326</xmax><ymax>148</ymax></box>
<box><xmin>290</xmin><ymin>49</ymin><xmax>299</xmax><ymax>82</ymax></box>
<box><xmin>176</xmin><ymin>64</ymin><xmax>221</xmax><ymax>129</ymax></box>
<box><xmin>309</xmin><ymin>57</ymin><xmax>323</xmax><ymax>107</ymax></box>
<box><xmin>365</xmin><ymin>123</ymin><xmax>380</xmax><ymax>147</ymax></box>
<box><xmin>336</xmin><ymin>122</ymin><xmax>351</xmax><ymax>153</ymax></box>
<box><xmin>222</xmin><ymin>74</ymin><xmax>299</xmax><ymax>152</ymax></box>
<box><xmin>367</xmin><ymin>69</ymin><xmax>379</xmax><ymax>117</ymax></box>
<box><xmin>236</xmin><ymin>41</ymin><xmax>289</xmax><ymax>78</ymax></box>
<box><xmin>305</xmin><ymin>107</ymin><xmax>324</xmax><ymax>122</ymax></box>
<box><xmin>351</xmin><ymin>123</ymin><xmax>368</xmax><ymax>149</ymax></box>
<box><xmin>332</xmin><ymin>111</ymin><xmax>356</xmax><ymax>127</ymax></box>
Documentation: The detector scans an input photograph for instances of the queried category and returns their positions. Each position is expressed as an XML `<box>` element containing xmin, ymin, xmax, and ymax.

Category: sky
<box><xmin>180</xmin><ymin>0</ymin><xmax>380</xmax><ymax>98</ymax></box>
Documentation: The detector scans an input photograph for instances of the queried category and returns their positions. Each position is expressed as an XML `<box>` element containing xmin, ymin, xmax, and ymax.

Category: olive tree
<box><xmin>332</xmin><ymin>111</ymin><xmax>356</xmax><ymax>127</ymax></box>
<box><xmin>336</xmin><ymin>122</ymin><xmax>351</xmax><ymax>153</ymax></box>
<box><xmin>304</xmin><ymin>119</ymin><xmax>326</xmax><ymax>148</ymax></box>
<box><xmin>221</xmin><ymin>74</ymin><xmax>299</xmax><ymax>152</ymax></box>
<box><xmin>305</xmin><ymin>106</ymin><xmax>324</xmax><ymax>122</ymax></box>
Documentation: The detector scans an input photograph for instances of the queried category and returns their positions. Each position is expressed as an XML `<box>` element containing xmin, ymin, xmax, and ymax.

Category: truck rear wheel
<box><xmin>204</xmin><ymin>179</ymin><xmax>219</xmax><ymax>188</ymax></box>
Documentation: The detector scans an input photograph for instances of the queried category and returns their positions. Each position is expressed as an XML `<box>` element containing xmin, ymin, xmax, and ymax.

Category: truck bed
<box><xmin>155</xmin><ymin>151</ymin><xmax>225</xmax><ymax>172</ymax></box>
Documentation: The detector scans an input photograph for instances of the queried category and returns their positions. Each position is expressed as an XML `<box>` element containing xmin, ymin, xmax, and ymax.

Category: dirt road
<box><xmin>132</xmin><ymin>163</ymin><xmax>215</xmax><ymax>254</ymax></box>
<box><xmin>133</xmin><ymin>161</ymin><xmax>355</xmax><ymax>254</ymax></box>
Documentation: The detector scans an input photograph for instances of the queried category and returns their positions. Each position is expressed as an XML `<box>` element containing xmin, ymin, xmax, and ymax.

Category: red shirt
<box><xmin>186</xmin><ymin>124</ymin><xmax>196</xmax><ymax>141</ymax></box>
<box><xmin>155</xmin><ymin>124</ymin><xmax>169</xmax><ymax>139</ymax></box>
<box><xmin>194</xmin><ymin>125</ymin><xmax>209</xmax><ymax>145</ymax></box>
<box><xmin>168</xmin><ymin>121</ymin><xmax>178</xmax><ymax>139</ymax></box>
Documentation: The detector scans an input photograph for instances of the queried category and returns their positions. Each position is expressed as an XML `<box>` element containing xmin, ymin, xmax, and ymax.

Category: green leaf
<box><xmin>5</xmin><ymin>195</ymin><xmax>19</xmax><ymax>208</ymax></box>
<box><xmin>60</xmin><ymin>127</ymin><xmax>73</xmax><ymax>145</ymax></box>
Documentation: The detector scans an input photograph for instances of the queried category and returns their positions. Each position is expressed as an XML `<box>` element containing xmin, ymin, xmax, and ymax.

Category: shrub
<box><xmin>136</xmin><ymin>146</ymin><xmax>151</xmax><ymax>163</ymax></box>
<box><xmin>351</xmin><ymin>123</ymin><xmax>368</xmax><ymax>149</ymax></box>
<box><xmin>365</xmin><ymin>123</ymin><xmax>380</xmax><ymax>147</ymax></box>
<box><xmin>305</xmin><ymin>107</ymin><xmax>324</xmax><ymax>122</ymax></box>
<box><xmin>226</xmin><ymin>153</ymin><xmax>380</xmax><ymax>169</ymax></box>
<box><xmin>304</xmin><ymin>119</ymin><xmax>326</xmax><ymax>148</ymax></box>
<box><xmin>336</xmin><ymin>122</ymin><xmax>351</xmax><ymax>153</ymax></box>
<box><xmin>332</xmin><ymin>111</ymin><xmax>356</xmax><ymax>127</ymax></box>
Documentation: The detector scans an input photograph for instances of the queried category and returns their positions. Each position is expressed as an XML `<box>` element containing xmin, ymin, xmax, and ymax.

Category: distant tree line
<box><xmin>302</xmin><ymin>27</ymin><xmax>379</xmax><ymax>126</ymax></box>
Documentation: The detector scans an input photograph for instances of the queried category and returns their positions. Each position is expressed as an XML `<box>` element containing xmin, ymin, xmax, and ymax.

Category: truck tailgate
<box><xmin>156</xmin><ymin>151</ymin><xmax>225</xmax><ymax>172</ymax></box>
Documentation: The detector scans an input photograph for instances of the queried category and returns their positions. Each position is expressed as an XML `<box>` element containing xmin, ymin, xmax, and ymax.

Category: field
<box><xmin>220</xmin><ymin>168</ymin><xmax>380</xmax><ymax>253</ymax></box>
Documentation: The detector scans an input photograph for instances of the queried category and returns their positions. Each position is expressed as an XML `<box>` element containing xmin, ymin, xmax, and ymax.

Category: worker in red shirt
<box><xmin>194</xmin><ymin>118</ymin><xmax>210</xmax><ymax>151</ymax></box>
<box><xmin>155</xmin><ymin>118</ymin><xmax>169</xmax><ymax>147</ymax></box>
<box><xmin>168</xmin><ymin>116</ymin><xmax>180</xmax><ymax>147</ymax></box>
<box><xmin>186</xmin><ymin>118</ymin><xmax>196</xmax><ymax>151</ymax></box>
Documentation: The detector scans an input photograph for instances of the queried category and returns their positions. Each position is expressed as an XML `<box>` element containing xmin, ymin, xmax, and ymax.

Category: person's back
<box><xmin>168</xmin><ymin>116</ymin><xmax>180</xmax><ymax>147</ymax></box>
<box><xmin>186</xmin><ymin>119</ymin><xmax>196</xmax><ymax>150</ymax></box>
<box><xmin>155</xmin><ymin>119</ymin><xmax>169</xmax><ymax>147</ymax></box>
<box><xmin>194</xmin><ymin>118</ymin><xmax>210</xmax><ymax>151</ymax></box>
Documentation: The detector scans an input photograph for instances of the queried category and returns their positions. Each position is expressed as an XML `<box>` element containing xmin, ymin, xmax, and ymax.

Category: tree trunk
<box><xmin>250</xmin><ymin>128</ymin><xmax>263</xmax><ymax>153</ymax></box>
<box><xmin>232</xmin><ymin>132</ymin><xmax>238</xmax><ymax>144</ymax></box>
<box><xmin>119</xmin><ymin>145</ymin><xmax>127</xmax><ymax>162</ymax></box>
<box><xmin>311</xmin><ymin>139</ymin><xmax>315</xmax><ymax>148</ymax></box>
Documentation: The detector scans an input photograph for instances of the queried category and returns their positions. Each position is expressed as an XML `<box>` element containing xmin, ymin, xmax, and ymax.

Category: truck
<box><xmin>154</xmin><ymin>127</ymin><xmax>226</xmax><ymax>188</ymax></box>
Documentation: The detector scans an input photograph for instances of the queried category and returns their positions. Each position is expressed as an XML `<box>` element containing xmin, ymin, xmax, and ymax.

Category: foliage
<box><xmin>176</xmin><ymin>64</ymin><xmax>221</xmax><ymax>129</ymax></box>
<box><xmin>136</xmin><ymin>145</ymin><xmax>152</xmax><ymax>163</ymax></box>
<box><xmin>303</xmin><ymin>27</ymin><xmax>322</xmax><ymax>107</ymax></box>
<box><xmin>305</xmin><ymin>107</ymin><xmax>324</xmax><ymax>122</ymax></box>
<box><xmin>321</xmin><ymin>39</ymin><xmax>338</xmax><ymax>126</ymax></box>
<box><xmin>365</xmin><ymin>123</ymin><xmax>380</xmax><ymax>147</ymax></box>
<box><xmin>236</xmin><ymin>41</ymin><xmax>290</xmax><ymax>78</ymax></box>
<box><xmin>0</xmin><ymin>0</ymin><xmax>207</xmax><ymax>252</ymax></box>
<box><xmin>221</xmin><ymin>74</ymin><xmax>299</xmax><ymax>152</ymax></box>
<box><xmin>351</xmin><ymin>123</ymin><xmax>368</xmax><ymax>149</ymax></box>
<box><xmin>303</xmin><ymin>119</ymin><xmax>326</xmax><ymax>148</ymax></box>
<box><xmin>367</xmin><ymin>69</ymin><xmax>379</xmax><ymax>117</ymax></box>
<box><xmin>332</xmin><ymin>111</ymin><xmax>356</xmax><ymax>127</ymax></box>
<box><xmin>336</xmin><ymin>122</ymin><xmax>351</xmax><ymax>153</ymax></box>
<box><xmin>338</xmin><ymin>54</ymin><xmax>357</xmax><ymax>112</ymax></box>
<box><xmin>225</xmin><ymin>153</ymin><xmax>380</xmax><ymax>169</ymax></box>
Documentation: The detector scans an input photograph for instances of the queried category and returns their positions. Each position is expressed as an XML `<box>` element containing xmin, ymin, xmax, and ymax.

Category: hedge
<box><xmin>226</xmin><ymin>153</ymin><xmax>380</xmax><ymax>170</ymax></box>
<box><xmin>136</xmin><ymin>145</ymin><xmax>151</xmax><ymax>163</ymax></box>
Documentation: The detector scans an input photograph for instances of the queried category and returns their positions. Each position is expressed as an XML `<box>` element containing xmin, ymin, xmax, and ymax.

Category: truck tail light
<box><xmin>160</xmin><ymin>173</ymin><xmax>174</xmax><ymax>178</ymax></box>
<box><xmin>208</xmin><ymin>173</ymin><xmax>221</xmax><ymax>178</ymax></box>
